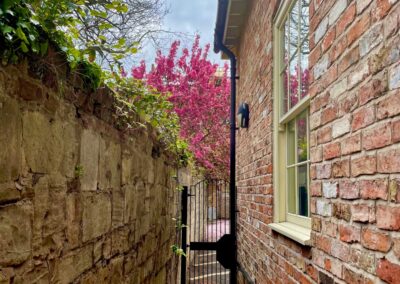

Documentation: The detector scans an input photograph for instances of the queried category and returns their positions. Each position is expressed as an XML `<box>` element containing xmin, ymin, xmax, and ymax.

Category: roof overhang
<box><xmin>214</xmin><ymin>0</ymin><xmax>249</xmax><ymax>58</ymax></box>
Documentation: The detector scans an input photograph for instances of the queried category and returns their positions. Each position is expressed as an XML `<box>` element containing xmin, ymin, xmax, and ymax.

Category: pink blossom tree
<box><xmin>131</xmin><ymin>35</ymin><xmax>231</xmax><ymax>179</ymax></box>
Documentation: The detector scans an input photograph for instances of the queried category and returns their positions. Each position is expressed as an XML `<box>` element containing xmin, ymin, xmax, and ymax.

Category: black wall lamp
<box><xmin>237</xmin><ymin>103</ymin><xmax>249</xmax><ymax>129</ymax></box>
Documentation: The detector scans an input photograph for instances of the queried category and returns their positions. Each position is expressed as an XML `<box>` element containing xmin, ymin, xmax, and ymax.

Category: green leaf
<box><xmin>98</xmin><ymin>35</ymin><xmax>107</xmax><ymax>42</ymax></box>
<box><xmin>40</xmin><ymin>41</ymin><xmax>48</xmax><ymax>56</ymax></box>
<box><xmin>20</xmin><ymin>42</ymin><xmax>29</xmax><ymax>53</ymax></box>
<box><xmin>99</xmin><ymin>23</ymin><xmax>113</xmax><ymax>30</ymax></box>
<box><xmin>1</xmin><ymin>25</ymin><xmax>13</xmax><ymax>34</ymax></box>
<box><xmin>16</xmin><ymin>27</ymin><xmax>28</xmax><ymax>43</ymax></box>
<box><xmin>90</xmin><ymin>9</ymin><xmax>107</xmax><ymax>18</ymax></box>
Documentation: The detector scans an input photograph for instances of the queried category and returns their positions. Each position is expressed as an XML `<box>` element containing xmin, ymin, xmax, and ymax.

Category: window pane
<box><xmin>300</xmin><ymin>43</ymin><xmax>309</xmax><ymax>99</ymax></box>
<box><xmin>287</xmin><ymin>167</ymin><xmax>296</xmax><ymax>214</ymax></box>
<box><xmin>289</xmin><ymin>54</ymin><xmax>299</xmax><ymax>109</ymax></box>
<box><xmin>287</xmin><ymin>119</ymin><xmax>296</xmax><ymax>166</ymax></box>
<box><xmin>284</xmin><ymin>18</ymin><xmax>290</xmax><ymax>67</ymax></box>
<box><xmin>297</xmin><ymin>164</ymin><xmax>308</xmax><ymax>217</ymax></box>
<box><xmin>299</xmin><ymin>0</ymin><xmax>310</xmax><ymax>43</ymax></box>
<box><xmin>297</xmin><ymin>111</ymin><xmax>308</xmax><ymax>163</ymax></box>
<box><xmin>288</xmin><ymin>0</ymin><xmax>300</xmax><ymax>62</ymax></box>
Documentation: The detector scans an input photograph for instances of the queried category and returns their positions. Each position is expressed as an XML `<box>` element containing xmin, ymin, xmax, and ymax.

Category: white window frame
<box><xmin>269</xmin><ymin>0</ymin><xmax>311</xmax><ymax>245</ymax></box>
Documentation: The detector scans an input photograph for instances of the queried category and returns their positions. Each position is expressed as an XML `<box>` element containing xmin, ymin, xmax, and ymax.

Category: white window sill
<box><xmin>268</xmin><ymin>222</ymin><xmax>311</xmax><ymax>246</ymax></box>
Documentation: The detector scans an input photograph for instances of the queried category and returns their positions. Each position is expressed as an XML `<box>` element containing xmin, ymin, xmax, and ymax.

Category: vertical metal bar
<box><xmin>194</xmin><ymin>184</ymin><xmax>197</xmax><ymax>282</ymax></box>
<box><xmin>188</xmin><ymin>186</ymin><xmax>191</xmax><ymax>283</ymax></box>
<box><xmin>181</xmin><ymin>186</ymin><xmax>188</xmax><ymax>284</ymax></box>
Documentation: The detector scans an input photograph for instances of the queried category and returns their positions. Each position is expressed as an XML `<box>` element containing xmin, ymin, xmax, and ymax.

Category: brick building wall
<box><xmin>235</xmin><ymin>0</ymin><xmax>400</xmax><ymax>283</ymax></box>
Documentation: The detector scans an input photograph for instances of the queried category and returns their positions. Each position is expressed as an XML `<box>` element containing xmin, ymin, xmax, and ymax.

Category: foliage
<box><xmin>74</xmin><ymin>165</ymin><xmax>84</xmax><ymax>178</ymax></box>
<box><xmin>1</xmin><ymin>0</ymin><xmax>166</xmax><ymax>69</ymax></box>
<box><xmin>131</xmin><ymin>36</ymin><xmax>231</xmax><ymax>179</ymax></box>
<box><xmin>108</xmin><ymin>73</ymin><xmax>192</xmax><ymax>166</ymax></box>
<box><xmin>0</xmin><ymin>0</ymin><xmax>48</xmax><ymax>64</ymax></box>
<box><xmin>171</xmin><ymin>244</ymin><xmax>186</xmax><ymax>257</ymax></box>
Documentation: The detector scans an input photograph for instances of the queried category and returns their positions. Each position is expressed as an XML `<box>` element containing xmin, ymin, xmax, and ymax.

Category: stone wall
<box><xmin>235</xmin><ymin>0</ymin><xmax>400</xmax><ymax>283</ymax></box>
<box><xmin>0</xmin><ymin>55</ymin><xmax>179</xmax><ymax>283</ymax></box>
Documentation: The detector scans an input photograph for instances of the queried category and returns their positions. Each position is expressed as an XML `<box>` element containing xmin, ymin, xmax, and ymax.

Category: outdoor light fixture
<box><xmin>237</xmin><ymin>103</ymin><xmax>249</xmax><ymax>128</ymax></box>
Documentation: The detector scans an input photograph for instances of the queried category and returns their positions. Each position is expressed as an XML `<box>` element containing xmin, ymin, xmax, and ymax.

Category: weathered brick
<box><xmin>332</xmin><ymin>159</ymin><xmax>350</xmax><ymax>177</ymax></box>
<box><xmin>389</xmin><ymin>63</ymin><xmax>400</xmax><ymax>90</ymax></box>
<box><xmin>377</xmin><ymin>205</ymin><xmax>400</xmax><ymax>230</ymax></box>
<box><xmin>392</xmin><ymin>119</ymin><xmax>400</xmax><ymax>143</ymax></box>
<box><xmin>377</xmin><ymin>258</ymin><xmax>400</xmax><ymax>284</ymax></box>
<box><xmin>359</xmin><ymin>73</ymin><xmax>388</xmax><ymax>106</ymax></box>
<box><xmin>351</xmin><ymin>154</ymin><xmax>377</xmax><ymax>177</ymax></box>
<box><xmin>340</xmin><ymin>180</ymin><xmax>360</xmax><ymax>199</ymax></box>
<box><xmin>315</xmin><ymin>17</ymin><xmax>329</xmax><ymax>44</ymax></box>
<box><xmin>352</xmin><ymin>203</ymin><xmax>376</xmax><ymax>223</ymax></box>
<box><xmin>315</xmin><ymin>163</ymin><xmax>332</xmax><ymax>179</ymax></box>
<box><xmin>323</xmin><ymin>142</ymin><xmax>341</xmax><ymax>160</ymax></box>
<box><xmin>336</xmin><ymin>2</ymin><xmax>356</xmax><ymax>34</ymax></box>
<box><xmin>316</xmin><ymin>199</ymin><xmax>332</xmax><ymax>217</ymax></box>
<box><xmin>360</xmin><ymin>178</ymin><xmax>388</xmax><ymax>200</ymax></box>
<box><xmin>328</xmin><ymin>0</ymin><xmax>347</xmax><ymax>25</ymax></box>
<box><xmin>361</xmin><ymin>228</ymin><xmax>391</xmax><ymax>252</ymax></box>
<box><xmin>343</xmin><ymin>265</ymin><xmax>374</xmax><ymax>284</ymax></box>
<box><xmin>341</xmin><ymin>133</ymin><xmax>361</xmax><ymax>155</ymax></box>
<box><xmin>394</xmin><ymin>238</ymin><xmax>400</xmax><ymax>260</ymax></box>
<box><xmin>348</xmin><ymin>12</ymin><xmax>371</xmax><ymax>45</ymax></box>
<box><xmin>338</xmin><ymin>46</ymin><xmax>360</xmax><ymax>74</ymax></box>
<box><xmin>377</xmin><ymin>148</ymin><xmax>400</xmax><ymax>173</ymax></box>
<box><xmin>314</xmin><ymin>54</ymin><xmax>330</xmax><ymax>79</ymax></box>
<box><xmin>339</xmin><ymin>224</ymin><xmax>361</xmax><ymax>243</ymax></box>
<box><xmin>311</xmin><ymin>181</ymin><xmax>322</xmax><ymax>197</ymax></box>
<box><xmin>359</xmin><ymin>23</ymin><xmax>383</xmax><ymax>57</ymax></box>
<box><xmin>322</xmin><ymin>26</ymin><xmax>336</xmax><ymax>52</ymax></box>
<box><xmin>323</xmin><ymin>182</ymin><xmax>338</xmax><ymax>198</ymax></box>
<box><xmin>356</xmin><ymin>0</ymin><xmax>373</xmax><ymax>14</ymax></box>
<box><xmin>352</xmin><ymin>105</ymin><xmax>375</xmax><ymax>131</ymax></box>
<box><xmin>321</xmin><ymin>106</ymin><xmax>337</xmax><ymax>124</ymax></box>
<box><xmin>317</xmin><ymin>126</ymin><xmax>332</xmax><ymax>144</ymax></box>
<box><xmin>377</xmin><ymin>91</ymin><xmax>400</xmax><ymax>119</ymax></box>
<box><xmin>331</xmin><ymin>239</ymin><xmax>350</xmax><ymax>261</ymax></box>
<box><xmin>332</xmin><ymin>115</ymin><xmax>351</xmax><ymax>138</ymax></box>
<box><xmin>333</xmin><ymin>202</ymin><xmax>352</xmax><ymax>221</ymax></box>
<box><xmin>348</xmin><ymin>63</ymin><xmax>370</xmax><ymax>89</ymax></box>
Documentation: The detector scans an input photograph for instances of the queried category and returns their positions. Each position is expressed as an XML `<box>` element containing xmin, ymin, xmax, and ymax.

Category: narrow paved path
<box><xmin>188</xmin><ymin>219</ymin><xmax>230</xmax><ymax>283</ymax></box>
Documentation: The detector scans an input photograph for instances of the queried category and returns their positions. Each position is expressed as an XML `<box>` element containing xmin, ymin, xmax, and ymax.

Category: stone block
<box><xmin>0</xmin><ymin>182</ymin><xmax>21</xmax><ymax>204</ymax></box>
<box><xmin>53</xmin><ymin>245</ymin><xmax>93</xmax><ymax>284</ymax></box>
<box><xmin>82</xmin><ymin>193</ymin><xmax>111</xmax><ymax>242</ymax></box>
<box><xmin>66</xmin><ymin>193</ymin><xmax>81</xmax><ymax>249</ymax></box>
<box><xmin>0</xmin><ymin>202</ymin><xmax>32</xmax><ymax>266</ymax></box>
<box><xmin>111</xmin><ymin>226</ymin><xmax>130</xmax><ymax>256</ymax></box>
<box><xmin>0</xmin><ymin>93</ymin><xmax>21</xmax><ymax>183</ymax></box>
<box><xmin>112</xmin><ymin>188</ymin><xmax>124</xmax><ymax>228</ymax></box>
<box><xmin>124</xmin><ymin>185</ymin><xmax>137</xmax><ymax>224</ymax></box>
<box><xmin>80</xmin><ymin>129</ymin><xmax>100</xmax><ymax>191</ymax></box>
<box><xmin>98</xmin><ymin>138</ymin><xmax>121</xmax><ymax>190</ymax></box>
<box><xmin>22</xmin><ymin>111</ymin><xmax>78</xmax><ymax>176</ymax></box>
<box><xmin>32</xmin><ymin>175</ymin><xmax>66</xmax><ymax>257</ymax></box>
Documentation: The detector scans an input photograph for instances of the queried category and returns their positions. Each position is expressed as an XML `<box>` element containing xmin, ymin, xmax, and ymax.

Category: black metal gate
<box><xmin>181</xmin><ymin>180</ymin><xmax>236</xmax><ymax>284</ymax></box>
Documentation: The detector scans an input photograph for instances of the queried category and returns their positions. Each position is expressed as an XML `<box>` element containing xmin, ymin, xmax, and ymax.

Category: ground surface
<box><xmin>188</xmin><ymin>219</ymin><xmax>230</xmax><ymax>283</ymax></box>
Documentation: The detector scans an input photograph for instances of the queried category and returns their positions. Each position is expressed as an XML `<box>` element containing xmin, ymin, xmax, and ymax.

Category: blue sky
<box><xmin>133</xmin><ymin>0</ymin><xmax>225</xmax><ymax>67</ymax></box>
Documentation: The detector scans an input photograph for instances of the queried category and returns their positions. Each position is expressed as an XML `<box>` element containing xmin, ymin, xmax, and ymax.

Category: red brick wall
<box><xmin>235</xmin><ymin>0</ymin><xmax>400</xmax><ymax>283</ymax></box>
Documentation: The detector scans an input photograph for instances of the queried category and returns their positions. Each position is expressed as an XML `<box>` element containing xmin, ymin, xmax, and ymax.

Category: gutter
<box><xmin>214</xmin><ymin>0</ymin><xmax>237</xmax><ymax>283</ymax></box>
